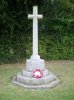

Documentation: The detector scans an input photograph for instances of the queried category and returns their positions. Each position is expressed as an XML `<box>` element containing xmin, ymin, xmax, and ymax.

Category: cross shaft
<box><xmin>28</xmin><ymin>6</ymin><xmax>43</xmax><ymax>59</ymax></box>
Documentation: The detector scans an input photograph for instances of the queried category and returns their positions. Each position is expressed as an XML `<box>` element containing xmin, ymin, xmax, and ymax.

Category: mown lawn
<box><xmin>0</xmin><ymin>61</ymin><xmax>74</xmax><ymax>100</ymax></box>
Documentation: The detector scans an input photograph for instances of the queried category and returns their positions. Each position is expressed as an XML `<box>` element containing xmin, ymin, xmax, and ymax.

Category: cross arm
<box><xmin>37</xmin><ymin>15</ymin><xmax>43</xmax><ymax>19</ymax></box>
<box><xmin>28</xmin><ymin>14</ymin><xmax>34</xmax><ymax>19</ymax></box>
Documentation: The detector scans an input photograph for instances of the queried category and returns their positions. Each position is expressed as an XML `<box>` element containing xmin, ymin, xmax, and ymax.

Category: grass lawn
<box><xmin>0</xmin><ymin>60</ymin><xmax>74</xmax><ymax>100</ymax></box>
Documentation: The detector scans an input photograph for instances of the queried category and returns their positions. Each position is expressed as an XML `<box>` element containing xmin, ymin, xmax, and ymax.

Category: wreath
<box><xmin>32</xmin><ymin>68</ymin><xmax>43</xmax><ymax>79</ymax></box>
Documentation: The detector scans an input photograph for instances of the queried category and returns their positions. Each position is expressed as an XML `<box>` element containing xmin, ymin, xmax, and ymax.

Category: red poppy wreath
<box><xmin>32</xmin><ymin>69</ymin><xmax>43</xmax><ymax>79</ymax></box>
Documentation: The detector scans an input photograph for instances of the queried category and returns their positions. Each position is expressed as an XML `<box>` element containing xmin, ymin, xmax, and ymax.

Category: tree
<box><xmin>0</xmin><ymin>0</ymin><xmax>74</xmax><ymax>63</ymax></box>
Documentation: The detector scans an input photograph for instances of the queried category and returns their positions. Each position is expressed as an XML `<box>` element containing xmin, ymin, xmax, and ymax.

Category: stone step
<box><xmin>22</xmin><ymin>69</ymin><xmax>49</xmax><ymax>78</ymax></box>
<box><xmin>12</xmin><ymin>76</ymin><xmax>60</xmax><ymax>89</ymax></box>
<box><xmin>16</xmin><ymin>72</ymin><xmax>58</xmax><ymax>85</ymax></box>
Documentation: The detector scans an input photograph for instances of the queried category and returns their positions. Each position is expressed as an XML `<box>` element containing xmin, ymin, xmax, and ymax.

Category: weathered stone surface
<box><xmin>26</xmin><ymin>59</ymin><xmax>45</xmax><ymax>71</ymax></box>
<box><xmin>16</xmin><ymin>73</ymin><xmax>56</xmax><ymax>85</ymax></box>
<box><xmin>22</xmin><ymin>69</ymin><xmax>49</xmax><ymax>77</ymax></box>
<box><xmin>12</xmin><ymin>74</ymin><xmax>60</xmax><ymax>89</ymax></box>
<box><xmin>12</xmin><ymin>6</ymin><xmax>60</xmax><ymax>89</ymax></box>
<box><xmin>12</xmin><ymin>58</ymin><xmax>60</xmax><ymax>89</ymax></box>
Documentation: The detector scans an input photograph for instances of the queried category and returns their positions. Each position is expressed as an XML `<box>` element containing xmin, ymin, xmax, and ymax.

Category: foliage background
<box><xmin>0</xmin><ymin>0</ymin><xmax>74</xmax><ymax>63</ymax></box>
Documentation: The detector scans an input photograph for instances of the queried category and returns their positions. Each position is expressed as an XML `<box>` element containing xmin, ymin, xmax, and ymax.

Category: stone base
<box><xmin>26</xmin><ymin>58</ymin><xmax>45</xmax><ymax>71</ymax></box>
<box><xmin>12</xmin><ymin>70</ymin><xmax>60</xmax><ymax>89</ymax></box>
<box><xmin>12</xmin><ymin>58</ymin><xmax>60</xmax><ymax>89</ymax></box>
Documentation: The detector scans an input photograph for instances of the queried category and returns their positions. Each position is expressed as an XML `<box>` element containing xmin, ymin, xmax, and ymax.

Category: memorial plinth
<box><xmin>12</xmin><ymin>58</ymin><xmax>60</xmax><ymax>89</ymax></box>
<box><xmin>12</xmin><ymin>6</ymin><xmax>60</xmax><ymax>89</ymax></box>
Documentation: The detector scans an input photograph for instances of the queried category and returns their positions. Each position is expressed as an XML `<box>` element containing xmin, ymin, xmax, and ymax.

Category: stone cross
<box><xmin>28</xmin><ymin>6</ymin><xmax>43</xmax><ymax>59</ymax></box>
<box><xmin>13</xmin><ymin>6</ymin><xmax>60</xmax><ymax>89</ymax></box>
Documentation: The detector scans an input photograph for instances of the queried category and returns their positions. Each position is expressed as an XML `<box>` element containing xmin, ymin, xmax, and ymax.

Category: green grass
<box><xmin>0</xmin><ymin>61</ymin><xmax>74</xmax><ymax>100</ymax></box>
